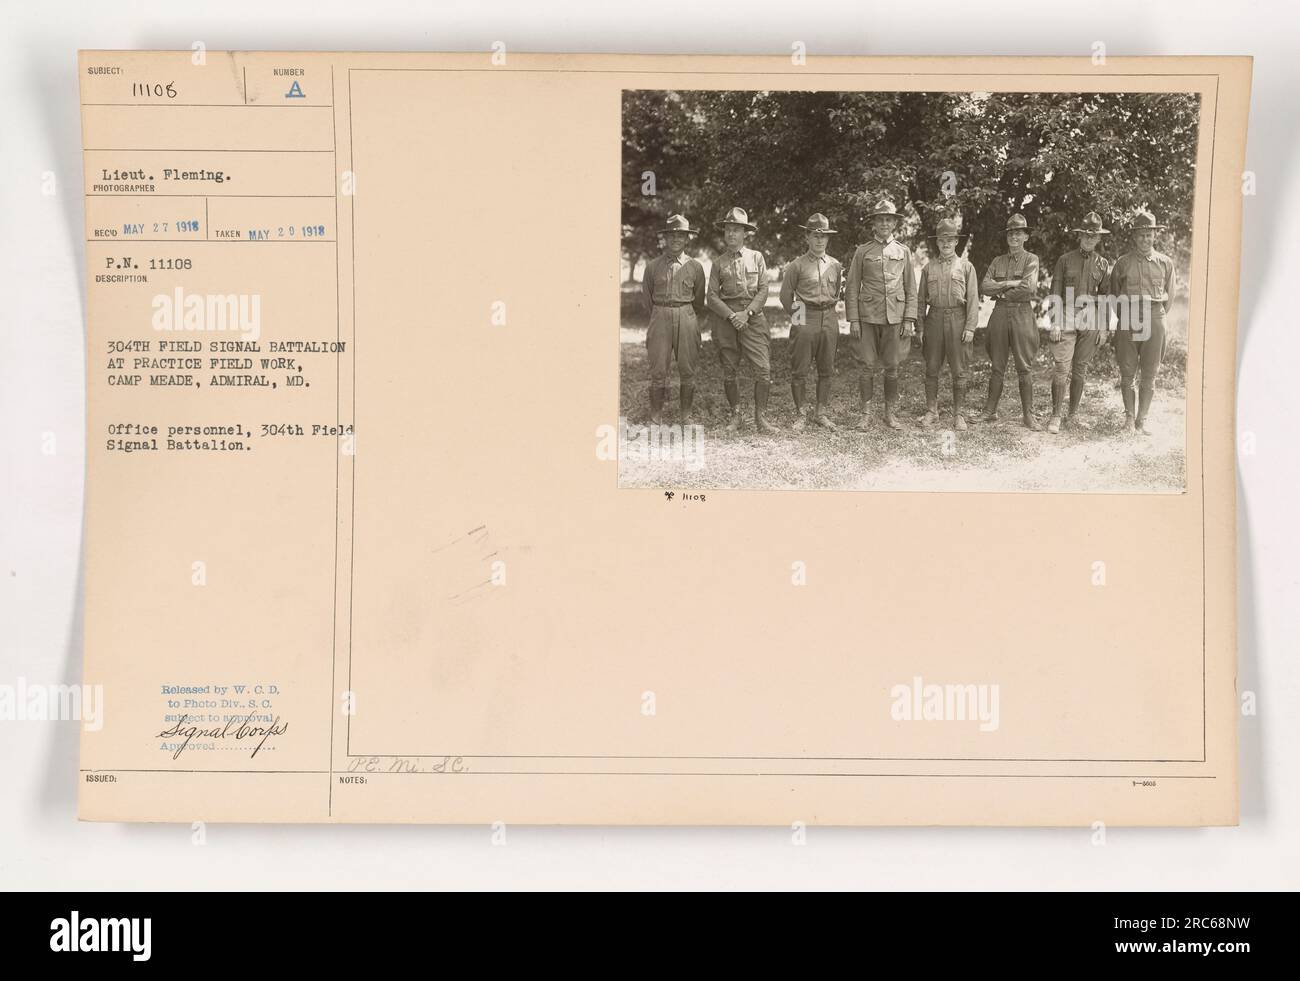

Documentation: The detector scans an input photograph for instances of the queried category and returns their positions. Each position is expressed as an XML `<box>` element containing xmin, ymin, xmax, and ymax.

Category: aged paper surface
<box><xmin>77</xmin><ymin>52</ymin><xmax>1247</xmax><ymax>825</ymax></box>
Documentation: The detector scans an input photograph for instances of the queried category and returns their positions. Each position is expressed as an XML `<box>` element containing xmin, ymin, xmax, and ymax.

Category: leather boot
<box><xmin>791</xmin><ymin>380</ymin><xmax>807</xmax><ymax>431</ymax></box>
<box><xmin>1136</xmin><ymin>383</ymin><xmax>1153</xmax><ymax>435</ymax></box>
<box><xmin>1047</xmin><ymin>379</ymin><xmax>1064</xmax><ymax>434</ymax></box>
<box><xmin>1019</xmin><ymin>377</ymin><xmax>1042</xmax><ymax>431</ymax></box>
<box><xmin>919</xmin><ymin>377</ymin><xmax>940</xmax><ymax>427</ymax></box>
<box><xmin>1068</xmin><ymin>374</ymin><xmax>1085</xmax><ymax>419</ymax></box>
<box><xmin>854</xmin><ymin>374</ymin><xmax>873</xmax><ymax>429</ymax></box>
<box><xmin>953</xmin><ymin>383</ymin><xmax>967</xmax><ymax>431</ymax></box>
<box><xmin>755</xmin><ymin>381</ymin><xmax>780</xmax><ymax>433</ymax></box>
<box><xmin>649</xmin><ymin>383</ymin><xmax>664</xmax><ymax>425</ymax></box>
<box><xmin>724</xmin><ymin>380</ymin><xmax>740</xmax><ymax>431</ymax></box>
<box><xmin>1121</xmin><ymin>383</ymin><xmax>1136</xmax><ymax>433</ymax></box>
<box><xmin>814</xmin><ymin>378</ymin><xmax>837</xmax><ymax>430</ymax></box>
<box><xmin>883</xmin><ymin>377</ymin><xmax>902</xmax><ymax>430</ymax></box>
<box><xmin>980</xmin><ymin>376</ymin><xmax>1003</xmax><ymax>423</ymax></box>
<box><xmin>680</xmin><ymin>382</ymin><xmax>696</xmax><ymax>426</ymax></box>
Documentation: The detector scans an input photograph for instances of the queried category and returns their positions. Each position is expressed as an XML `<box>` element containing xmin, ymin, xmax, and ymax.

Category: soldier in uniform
<box><xmin>1105</xmin><ymin>210</ymin><xmax>1176</xmax><ymax>435</ymax></box>
<box><xmin>979</xmin><ymin>214</ymin><xmax>1043</xmax><ymax>430</ymax></box>
<box><xmin>640</xmin><ymin>214</ymin><xmax>707</xmax><ymax>425</ymax></box>
<box><xmin>706</xmin><ymin>207</ymin><xmax>779</xmax><ymax>434</ymax></box>
<box><xmin>845</xmin><ymin>199</ymin><xmax>917</xmax><ymax>430</ymax></box>
<box><xmin>916</xmin><ymin>219</ymin><xmax>979</xmax><ymax>430</ymax></box>
<box><xmin>779</xmin><ymin>213</ymin><xmax>843</xmax><ymax>432</ymax></box>
<box><xmin>1046</xmin><ymin>211</ymin><xmax>1112</xmax><ymax>434</ymax></box>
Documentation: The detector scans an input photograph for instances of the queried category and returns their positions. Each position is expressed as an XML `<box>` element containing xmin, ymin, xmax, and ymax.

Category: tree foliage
<box><xmin>622</xmin><ymin>89</ymin><xmax>1199</xmax><ymax>275</ymax></box>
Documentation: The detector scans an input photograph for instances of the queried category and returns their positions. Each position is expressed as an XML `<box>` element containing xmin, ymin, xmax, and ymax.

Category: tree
<box><xmin>622</xmin><ymin>90</ymin><xmax>1200</xmax><ymax>277</ymax></box>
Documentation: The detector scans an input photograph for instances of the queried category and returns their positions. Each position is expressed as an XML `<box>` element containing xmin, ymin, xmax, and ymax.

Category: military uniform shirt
<box><xmin>846</xmin><ymin>237</ymin><xmax>917</xmax><ymax>324</ymax></box>
<box><xmin>981</xmin><ymin>250</ymin><xmax>1040</xmax><ymax>302</ymax></box>
<box><xmin>642</xmin><ymin>251</ymin><xmax>707</xmax><ymax>311</ymax></box>
<box><xmin>1050</xmin><ymin>249</ymin><xmax>1111</xmax><ymax>330</ymax></box>
<box><xmin>706</xmin><ymin>247</ymin><xmax>768</xmax><ymax>318</ymax></box>
<box><xmin>780</xmin><ymin>252</ymin><xmax>842</xmax><ymax>310</ymax></box>
<box><xmin>1105</xmin><ymin>250</ymin><xmax>1175</xmax><ymax>310</ymax></box>
<box><xmin>918</xmin><ymin>254</ymin><xmax>980</xmax><ymax>333</ymax></box>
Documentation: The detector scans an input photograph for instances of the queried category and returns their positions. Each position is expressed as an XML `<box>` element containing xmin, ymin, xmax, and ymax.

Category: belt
<box><xmin>721</xmin><ymin>296</ymin><xmax>758</xmax><ymax>308</ymax></box>
<box><xmin>652</xmin><ymin>300</ymin><xmax>693</xmax><ymax>308</ymax></box>
<box><xmin>995</xmin><ymin>300</ymin><xmax>1033</xmax><ymax>307</ymax></box>
<box><xmin>800</xmin><ymin>300</ymin><xmax>836</xmax><ymax>311</ymax></box>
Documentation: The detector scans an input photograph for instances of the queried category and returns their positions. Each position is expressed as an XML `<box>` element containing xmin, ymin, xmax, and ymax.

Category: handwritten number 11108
<box><xmin>131</xmin><ymin>81</ymin><xmax>177</xmax><ymax>99</ymax></box>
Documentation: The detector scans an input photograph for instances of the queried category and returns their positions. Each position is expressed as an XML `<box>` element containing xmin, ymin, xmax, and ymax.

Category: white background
<box><xmin>1</xmin><ymin>0</ymin><xmax>1295</xmax><ymax>890</ymax></box>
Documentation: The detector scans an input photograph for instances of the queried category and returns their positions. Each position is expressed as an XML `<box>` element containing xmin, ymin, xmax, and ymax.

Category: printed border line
<box><xmin>1201</xmin><ymin>76</ymin><xmax>1220</xmax><ymax>764</ymax></box>
<box><xmin>83</xmin><ymin>148</ymin><xmax>334</xmax><ymax>152</ymax></box>
<box><xmin>338</xmin><ymin>65</ymin><xmax>1218</xmax><ymax>774</ymax></box>
<box><xmin>329</xmin><ymin>63</ymin><xmax>341</xmax><ymax>817</ymax></box>
<box><xmin>82</xmin><ymin>768</ymin><xmax>1215</xmax><ymax>780</ymax></box>
<box><xmin>83</xmin><ymin>194</ymin><xmax>335</xmax><ymax>198</ymax></box>
<box><xmin>345</xmin><ymin>754</ymin><xmax>1207</xmax><ymax>763</ymax></box>
<box><xmin>82</xmin><ymin>239</ymin><xmax>337</xmax><ymax>244</ymax></box>
<box><xmin>346</xmin><ymin>67</ymin><xmax>358</xmax><ymax>764</ymax></box>
<box><xmin>349</xmin><ymin>68</ymin><xmax>1216</xmax><ymax>79</ymax></box>
<box><xmin>81</xmin><ymin>103</ymin><xmax>334</xmax><ymax>108</ymax></box>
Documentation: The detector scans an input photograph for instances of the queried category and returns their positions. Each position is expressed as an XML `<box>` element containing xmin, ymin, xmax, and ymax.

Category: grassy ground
<box><xmin>617</xmin><ymin>309</ymin><xmax>1188</xmax><ymax>493</ymax></box>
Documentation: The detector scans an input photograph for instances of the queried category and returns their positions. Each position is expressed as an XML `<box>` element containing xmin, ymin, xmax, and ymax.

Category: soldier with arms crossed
<box><xmin>979</xmin><ymin>214</ymin><xmax>1043</xmax><ymax>430</ymax></box>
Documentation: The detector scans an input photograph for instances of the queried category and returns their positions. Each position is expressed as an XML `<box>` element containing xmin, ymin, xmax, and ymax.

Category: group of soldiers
<box><xmin>639</xmin><ymin>201</ymin><xmax>1176</xmax><ymax>436</ymax></box>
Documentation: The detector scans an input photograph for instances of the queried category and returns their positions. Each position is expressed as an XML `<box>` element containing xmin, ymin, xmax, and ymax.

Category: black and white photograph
<box><xmin>620</xmin><ymin>89</ymin><xmax>1201</xmax><ymax>492</ymax></box>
